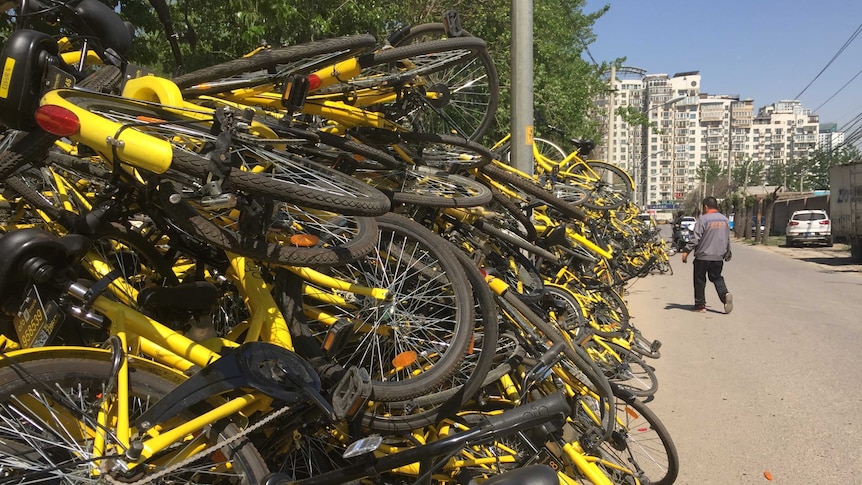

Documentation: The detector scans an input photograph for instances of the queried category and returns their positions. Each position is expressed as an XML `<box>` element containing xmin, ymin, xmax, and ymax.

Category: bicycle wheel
<box><xmin>359</xmin><ymin>248</ymin><xmax>500</xmax><ymax>432</ymax></box>
<box><xmin>56</xmin><ymin>89</ymin><xmax>391</xmax><ymax>216</ymax></box>
<box><xmin>583</xmin><ymin>339</ymin><xmax>658</xmax><ymax>398</ymax></box>
<box><xmin>0</xmin><ymin>354</ymin><xmax>269</xmax><ymax>483</ymax></box>
<box><xmin>389</xmin><ymin>25</ymin><xmax>499</xmax><ymax>142</ymax></box>
<box><xmin>154</xmin><ymin>182</ymin><xmax>380</xmax><ymax>267</ymax></box>
<box><xmin>299</xmin><ymin>212</ymin><xmax>475</xmax><ymax>402</ymax></box>
<box><xmin>394</xmin><ymin>131</ymin><xmax>493</xmax><ymax>171</ymax></box>
<box><xmin>534</xmin><ymin>137</ymin><xmax>567</xmax><ymax>161</ymax></box>
<box><xmin>533</xmin><ymin>283</ymin><xmax>589</xmax><ymax>337</ymax></box>
<box><xmin>478</xmin><ymin>163</ymin><xmax>587</xmax><ymax>222</ymax></box>
<box><xmin>577</xmin><ymin>161</ymin><xmax>633</xmax><ymax>211</ymax></box>
<box><xmin>360</xmin><ymin>165</ymin><xmax>492</xmax><ymax>208</ymax></box>
<box><xmin>173</xmin><ymin>34</ymin><xmax>378</xmax><ymax>93</ymax></box>
<box><xmin>327</xmin><ymin>36</ymin><xmax>497</xmax><ymax>141</ymax></box>
<box><xmin>603</xmin><ymin>390</ymin><xmax>679</xmax><ymax>485</ymax></box>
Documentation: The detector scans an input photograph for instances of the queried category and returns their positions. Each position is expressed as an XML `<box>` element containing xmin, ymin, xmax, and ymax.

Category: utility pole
<box><xmin>606</xmin><ymin>66</ymin><xmax>615</xmax><ymax>164</ymax></box>
<box><xmin>510</xmin><ymin>1</ymin><xmax>533</xmax><ymax>175</ymax></box>
<box><xmin>727</xmin><ymin>100</ymin><xmax>733</xmax><ymax>188</ymax></box>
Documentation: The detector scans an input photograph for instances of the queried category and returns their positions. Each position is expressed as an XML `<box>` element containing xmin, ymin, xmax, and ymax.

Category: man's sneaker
<box><xmin>690</xmin><ymin>305</ymin><xmax>706</xmax><ymax>313</ymax></box>
<box><xmin>723</xmin><ymin>293</ymin><xmax>734</xmax><ymax>314</ymax></box>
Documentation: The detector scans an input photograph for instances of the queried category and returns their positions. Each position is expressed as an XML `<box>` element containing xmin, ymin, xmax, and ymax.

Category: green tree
<box><xmin>2</xmin><ymin>1</ymin><xmax>608</xmax><ymax>147</ymax></box>
<box><xmin>805</xmin><ymin>146</ymin><xmax>861</xmax><ymax>189</ymax></box>
<box><xmin>731</xmin><ymin>156</ymin><xmax>764</xmax><ymax>188</ymax></box>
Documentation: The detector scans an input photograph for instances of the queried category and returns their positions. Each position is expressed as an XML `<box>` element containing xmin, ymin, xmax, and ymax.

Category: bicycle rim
<box><xmin>0</xmin><ymin>355</ymin><xmax>269</xmax><ymax>483</ymax></box>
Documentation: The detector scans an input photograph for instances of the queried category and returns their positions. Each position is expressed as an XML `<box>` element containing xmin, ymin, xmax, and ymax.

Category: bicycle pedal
<box><xmin>322</xmin><ymin>319</ymin><xmax>354</xmax><ymax>358</ymax></box>
<box><xmin>332</xmin><ymin>366</ymin><xmax>372</xmax><ymax>421</ymax></box>
<box><xmin>281</xmin><ymin>74</ymin><xmax>309</xmax><ymax>112</ymax></box>
<box><xmin>651</xmin><ymin>340</ymin><xmax>662</xmax><ymax>352</ymax></box>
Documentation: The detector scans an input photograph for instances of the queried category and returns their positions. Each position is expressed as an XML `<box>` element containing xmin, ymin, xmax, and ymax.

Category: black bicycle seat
<box><xmin>482</xmin><ymin>465</ymin><xmax>560</xmax><ymax>485</ymax></box>
<box><xmin>570</xmin><ymin>139</ymin><xmax>595</xmax><ymax>156</ymax></box>
<box><xmin>0</xmin><ymin>228</ymin><xmax>89</xmax><ymax>310</ymax></box>
<box><xmin>137</xmin><ymin>281</ymin><xmax>219</xmax><ymax>315</ymax></box>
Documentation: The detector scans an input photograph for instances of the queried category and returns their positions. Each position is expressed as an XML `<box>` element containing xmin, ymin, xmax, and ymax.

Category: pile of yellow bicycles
<box><xmin>0</xmin><ymin>1</ymin><xmax>676</xmax><ymax>484</ymax></box>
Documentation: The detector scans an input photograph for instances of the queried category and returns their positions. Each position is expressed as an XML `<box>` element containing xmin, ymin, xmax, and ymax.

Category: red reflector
<box><xmin>307</xmin><ymin>74</ymin><xmax>322</xmax><ymax>91</ymax></box>
<box><xmin>788</xmin><ymin>221</ymin><xmax>799</xmax><ymax>226</ymax></box>
<box><xmin>35</xmin><ymin>105</ymin><xmax>80</xmax><ymax>137</ymax></box>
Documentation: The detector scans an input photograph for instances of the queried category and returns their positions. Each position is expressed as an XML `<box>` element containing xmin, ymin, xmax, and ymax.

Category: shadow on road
<box><xmin>799</xmin><ymin>256</ymin><xmax>857</xmax><ymax>267</ymax></box>
<box><xmin>663</xmin><ymin>303</ymin><xmax>726</xmax><ymax>314</ymax></box>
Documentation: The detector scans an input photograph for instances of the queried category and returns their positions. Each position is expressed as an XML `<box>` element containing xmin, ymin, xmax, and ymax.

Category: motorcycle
<box><xmin>672</xmin><ymin>227</ymin><xmax>693</xmax><ymax>253</ymax></box>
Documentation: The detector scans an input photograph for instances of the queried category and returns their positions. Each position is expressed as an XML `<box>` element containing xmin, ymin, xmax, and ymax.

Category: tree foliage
<box><xmin>2</xmin><ymin>0</ymin><xmax>609</xmax><ymax>147</ymax></box>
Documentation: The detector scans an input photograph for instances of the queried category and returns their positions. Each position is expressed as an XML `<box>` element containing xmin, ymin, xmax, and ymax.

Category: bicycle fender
<box><xmin>40</xmin><ymin>89</ymin><xmax>173</xmax><ymax>173</ymax></box>
<box><xmin>133</xmin><ymin>342</ymin><xmax>322</xmax><ymax>431</ymax></box>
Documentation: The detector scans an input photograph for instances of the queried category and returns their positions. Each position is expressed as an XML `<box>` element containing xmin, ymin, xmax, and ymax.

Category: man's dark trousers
<box><xmin>693</xmin><ymin>259</ymin><xmax>727</xmax><ymax>307</ymax></box>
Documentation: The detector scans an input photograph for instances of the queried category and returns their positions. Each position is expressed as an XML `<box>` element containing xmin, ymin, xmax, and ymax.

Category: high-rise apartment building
<box><xmin>819</xmin><ymin>123</ymin><xmax>844</xmax><ymax>153</ymax></box>
<box><xmin>597</xmin><ymin>69</ymin><xmax>825</xmax><ymax>212</ymax></box>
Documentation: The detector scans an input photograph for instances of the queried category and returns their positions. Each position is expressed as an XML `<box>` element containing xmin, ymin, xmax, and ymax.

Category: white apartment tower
<box><xmin>598</xmin><ymin>70</ymin><xmax>820</xmax><ymax>211</ymax></box>
<box><xmin>819</xmin><ymin>123</ymin><xmax>844</xmax><ymax>153</ymax></box>
<box><xmin>751</xmin><ymin>100</ymin><xmax>819</xmax><ymax>176</ymax></box>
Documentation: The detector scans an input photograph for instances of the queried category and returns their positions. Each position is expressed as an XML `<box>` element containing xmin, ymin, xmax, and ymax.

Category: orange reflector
<box><xmin>467</xmin><ymin>335</ymin><xmax>475</xmax><ymax>355</ymax></box>
<box><xmin>136</xmin><ymin>115</ymin><xmax>166</xmax><ymax>123</ymax></box>
<box><xmin>290</xmin><ymin>234</ymin><xmax>320</xmax><ymax>247</ymax></box>
<box><xmin>625</xmin><ymin>406</ymin><xmax>639</xmax><ymax>419</ymax></box>
<box><xmin>210</xmin><ymin>450</ymin><xmax>228</xmax><ymax>463</ymax></box>
<box><xmin>392</xmin><ymin>350</ymin><xmax>418</xmax><ymax>369</ymax></box>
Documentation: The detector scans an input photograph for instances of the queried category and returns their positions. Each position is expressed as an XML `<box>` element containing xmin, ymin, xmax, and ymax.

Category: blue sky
<box><xmin>582</xmin><ymin>0</ymin><xmax>862</xmax><ymax>129</ymax></box>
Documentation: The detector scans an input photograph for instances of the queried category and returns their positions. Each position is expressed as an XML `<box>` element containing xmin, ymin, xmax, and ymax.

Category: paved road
<box><xmin>624</xmin><ymin>229</ymin><xmax>862</xmax><ymax>484</ymax></box>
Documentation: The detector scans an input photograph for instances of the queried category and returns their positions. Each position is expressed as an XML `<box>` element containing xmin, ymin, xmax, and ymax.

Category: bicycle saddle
<box><xmin>0</xmin><ymin>228</ymin><xmax>89</xmax><ymax>313</ymax></box>
<box><xmin>570</xmin><ymin>139</ymin><xmax>595</xmax><ymax>156</ymax></box>
<box><xmin>0</xmin><ymin>29</ymin><xmax>59</xmax><ymax>129</ymax></box>
<box><xmin>137</xmin><ymin>281</ymin><xmax>219</xmax><ymax>315</ymax></box>
<box><xmin>482</xmin><ymin>465</ymin><xmax>560</xmax><ymax>485</ymax></box>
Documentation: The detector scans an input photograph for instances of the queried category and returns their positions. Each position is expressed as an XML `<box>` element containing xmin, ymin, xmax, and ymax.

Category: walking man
<box><xmin>681</xmin><ymin>197</ymin><xmax>733</xmax><ymax>313</ymax></box>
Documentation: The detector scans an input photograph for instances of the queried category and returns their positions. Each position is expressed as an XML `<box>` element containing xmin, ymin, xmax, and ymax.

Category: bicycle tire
<box><xmin>584</xmin><ymin>339</ymin><xmax>658</xmax><ymax>398</ymax></box>
<box><xmin>605</xmin><ymin>389</ymin><xmax>679</xmax><ymax>485</ymax></box>
<box><xmin>360</xmin><ymin>247</ymin><xmax>500</xmax><ymax>432</ymax></box>
<box><xmin>496</xmin><ymin>288</ymin><xmax>616</xmax><ymax>438</ymax></box>
<box><xmin>532</xmin><ymin>283</ymin><xmax>589</xmax><ymax>336</ymax></box>
<box><xmin>578</xmin><ymin>161</ymin><xmax>633</xmax><ymax>211</ymax></box>
<box><xmin>395</xmin><ymin>131</ymin><xmax>493</xmax><ymax>170</ymax></box>
<box><xmin>577</xmin><ymin>286</ymin><xmax>632</xmax><ymax>338</ymax></box>
<box><xmin>0</xmin><ymin>354</ymin><xmax>269</xmax><ymax>483</ymax></box>
<box><xmin>478</xmin><ymin>163</ymin><xmax>588</xmax><ymax>222</ymax></box>
<box><xmin>331</xmin><ymin>36</ymin><xmax>497</xmax><ymax>141</ymax></box>
<box><xmin>300</xmin><ymin>212</ymin><xmax>475</xmax><ymax>402</ymax></box>
<box><xmin>173</xmin><ymin>34</ymin><xmax>378</xmax><ymax>92</ymax></box>
<box><xmin>385</xmin><ymin>23</ymin><xmax>500</xmax><ymax>142</ymax></box>
<box><xmin>362</xmin><ymin>165</ymin><xmax>492</xmax><ymax>208</ymax></box>
<box><xmin>489</xmin><ymin>188</ymin><xmax>538</xmax><ymax>241</ymax></box>
<box><xmin>60</xmin><ymin>90</ymin><xmax>392</xmax><ymax>216</ymax></box>
<box><xmin>154</xmin><ymin>182</ymin><xmax>380</xmax><ymax>267</ymax></box>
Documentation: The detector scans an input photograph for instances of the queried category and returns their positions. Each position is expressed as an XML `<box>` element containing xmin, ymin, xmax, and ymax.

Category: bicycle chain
<box><xmin>102</xmin><ymin>404</ymin><xmax>291</xmax><ymax>485</ymax></box>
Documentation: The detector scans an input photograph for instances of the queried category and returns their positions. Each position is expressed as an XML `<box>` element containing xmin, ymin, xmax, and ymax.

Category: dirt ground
<box><xmin>742</xmin><ymin>239</ymin><xmax>862</xmax><ymax>273</ymax></box>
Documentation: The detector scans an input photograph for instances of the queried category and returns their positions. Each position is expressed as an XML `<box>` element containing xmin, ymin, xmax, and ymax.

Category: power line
<box><xmin>793</xmin><ymin>21</ymin><xmax>862</xmax><ymax>100</ymax></box>
<box><xmin>813</xmin><ymin>66</ymin><xmax>862</xmax><ymax>113</ymax></box>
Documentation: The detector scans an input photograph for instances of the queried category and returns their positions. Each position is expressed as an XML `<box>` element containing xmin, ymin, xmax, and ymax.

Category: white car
<box><xmin>679</xmin><ymin>216</ymin><xmax>696</xmax><ymax>232</ymax></box>
<box><xmin>785</xmin><ymin>210</ymin><xmax>832</xmax><ymax>247</ymax></box>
